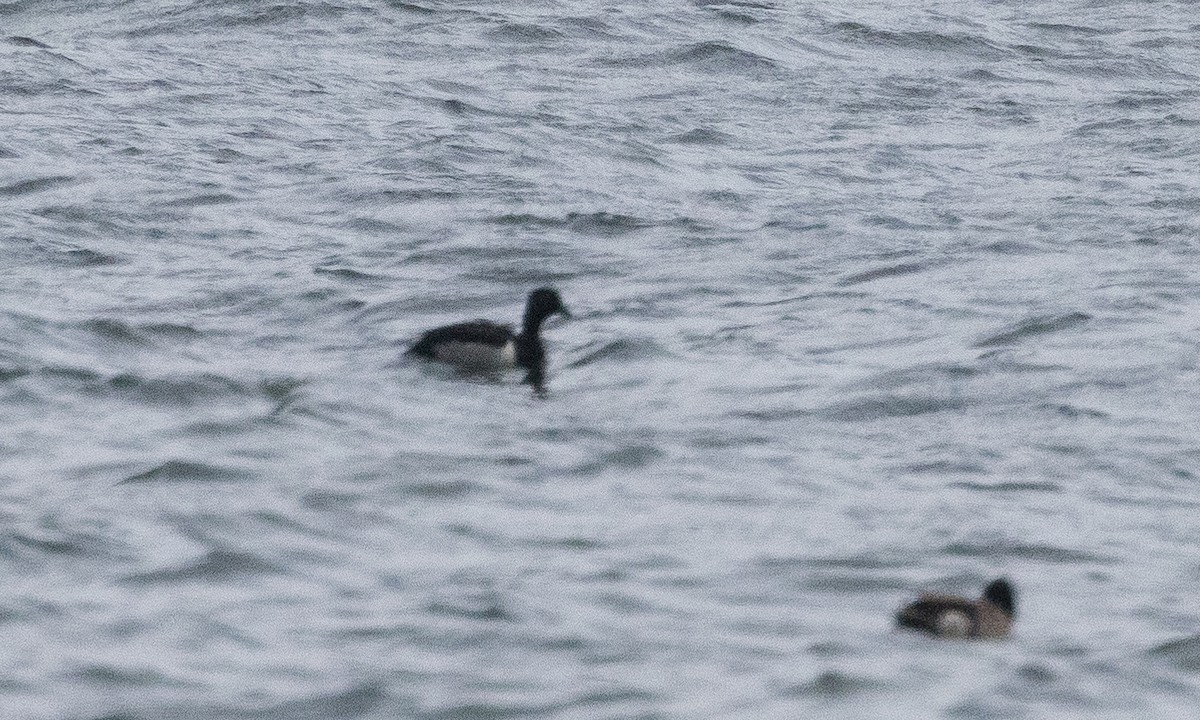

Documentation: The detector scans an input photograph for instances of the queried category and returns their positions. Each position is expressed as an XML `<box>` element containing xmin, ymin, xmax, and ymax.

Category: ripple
<box><xmin>39</xmin><ymin>365</ymin><xmax>103</xmax><ymax>383</ymax></box>
<box><xmin>0</xmin><ymin>365</ymin><xmax>31</xmax><ymax>382</ymax></box>
<box><xmin>1025</xmin><ymin>22</ymin><xmax>1109</xmax><ymax>37</ymax></box>
<box><xmin>421</xmin><ymin>701</ymin><xmax>566</xmax><ymax>720</ymax></box>
<box><xmin>1144</xmin><ymin>196</ymin><xmax>1200</xmax><ymax>211</ymax></box>
<box><xmin>570</xmin><ymin>444</ymin><xmax>665</xmax><ymax>477</ymax></box>
<box><xmin>8</xmin><ymin>35</ymin><xmax>51</xmax><ymax>48</ymax></box>
<box><xmin>486</xmin><ymin>210</ymin><xmax>651</xmax><ymax>235</ymax></box>
<box><xmin>566</xmin><ymin>211</ymin><xmax>651</xmax><ymax>235</ymax></box>
<box><xmin>104</xmin><ymin>373</ymin><xmax>249</xmax><ymax>406</ymax></box>
<box><xmin>700</xmin><ymin>7</ymin><xmax>760</xmax><ymax>25</ymax></box>
<box><xmin>571</xmin><ymin>687</ymin><xmax>657</xmax><ymax>708</ymax></box>
<box><xmin>5</xmin><ymin>532</ymin><xmax>85</xmax><ymax>558</ymax></box>
<box><xmin>784</xmin><ymin>669</ymin><xmax>881</xmax><ymax>697</ymax></box>
<box><xmin>232</xmin><ymin>681</ymin><xmax>387</xmax><ymax>719</ymax></box>
<box><xmin>903</xmin><ymin>459</ymin><xmax>986</xmax><ymax>475</ymax></box>
<box><xmin>807</xmin><ymin>553</ymin><xmax>906</xmax><ymax>570</ymax></box>
<box><xmin>602</xmin><ymin>40</ymin><xmax>777</xmax><ymax>74</ymax></box>
<box><xmin>1</xmin><ymin>526</ymin><xmax>122</xmax><ymax>562</ymax></box>
<box><xmin>483</xmin><ymin>21</ymin><xmax>566</xmax><ymax>43</ymax></box>
<box><xmin>1148</xmin><ymin>634</ymin><xmax>1200</xmax><ymax>672</ymax></box>
<box><xmin>943</xmin><ymin>540</ymin><xmax>1110</xmax><ymax>564</ymax></box>
<box><xmin>138</xmin><ymin>322</ymin><xmax>204</xmax><ymax>341</ymax></box>
<box><xmin>1039</xmin><ymin>403</ymin><xmax>1109</xmax><ymax>419</ymax></box>
<box><xmin>487</xmin><ymin>212</ymin><xmax>566</xmax><ymax>228</ymax></box>
<box><xmin>403</xmin><ymin>479</ymin><xmax>481</xmax><ymax>499</ymax></box>
<box><xmin>1110</xmin><ymin>90</ymin><xmax>1187</xmax><ymax>110</ymax></box>
<box><xmin>80</xmin><ymin>318</ymin><xmax>151</xmax><ymax>346</ymax></box>
<box><xmin>0</xmin><ymin>175</ymin><xmax>75</xmax><ymax>197</ymax></box>
<box><xmin>119</xmin><ymin>460</ymin><xmax>254</xmax><ymax>484</ymax></box>
<box><xmin>158</xmin><ymin>192</ymin><xmax>241</xmax><ymax>208</ymax></box>
<box><xmin>69</xmin><ymin>663</ymin><xmax>185</xmax><ymax>688</ymax></box>
<box><xmin>123</xmin><ymin>548</ymin><xmax>278</xmax><ymax>584</ymax></box>
<box><xmin>830</xmin><ymin>22</ymin><xmax>1007</xmax><ymax>59</ymax></box>
<box><xmin>804</xmin><ymin>573</ymin><xmax>907</xmax><ymax>592</ymax></box>
<box><xmin>948</xmin><ymin>480</ymin><xmax>1062</xmax><ymax>493</ymax></box>
<box><xmin>300</xmin><ymin>490</ymin><xmax>356</xmax><ymax>511</ymax></box>
<box><xmin>260</xmin><ymin>376</ymin><xmax>306</xmax><ymax>404</ymax></box>
<box><xmin>973</xmin><ymin>312</ymin><xmax>1091</xmax><ymax>348</ymax></box>
<box><xmin>426</xmin><ymin>582</ymin><xmax>514</xmax><ymax>622</ymax></box>
<box><xmin>664</xmin><ymin>127</ymin><xmax>732</xmax><ymax>145</ymax></box>
<box><xmin>980</xmin><ymin>239</ymin><xmax>1041</xmax><ymax>255</ymax></box>
<box><xmin>210</xmin><ymin>3</ymin><xmax>349</xmax><ymax>29</ymax></box>
<box><xmin>565</xmin><ymin>338</ymin><xmax>665</xmax><ymax>368</ymax></box>
<box><xmin>837</xmin><ymin>261</ymin><xmax>936</xmax><ymax>286</ymax></box>
<box><xmin>821</xmin><ymin>394</ymin><xmax>967</xmax><ymax>421</ymax></box>
<box><xmin>385</xmin><ymin>2</ymin><xmax>435</xmax><ymax>15</ymax></box>
<box><xmin>313</xmin><ymin>265</ymin><xmax>388</xmax><ymax>283</ymax></box>
<box><xmin>47</xmin><ymin>244</ymin><xmax>122</xmax><ymax>267</ymax></box>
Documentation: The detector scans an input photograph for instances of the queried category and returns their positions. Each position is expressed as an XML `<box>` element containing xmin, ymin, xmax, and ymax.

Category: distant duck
<box><xmin>408</xmin><ymin>287</ymin><xmax>570</xmax><ymax>393</ymax></box>
<box><xmin>895</xmin><ymin>577</ymin><xmax>1016</xmax><ymax>639</ymax></box>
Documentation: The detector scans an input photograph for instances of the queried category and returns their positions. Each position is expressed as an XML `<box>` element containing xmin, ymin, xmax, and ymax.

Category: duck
<box><xmin>408</xmin><ymin>287</ymin><xmax>570</xmax><ymax>393</ymax></box>
<box><xmin>895</xmin><ymin>577</ymin><xmax>1016</xmax><ymax>639</ymax></box>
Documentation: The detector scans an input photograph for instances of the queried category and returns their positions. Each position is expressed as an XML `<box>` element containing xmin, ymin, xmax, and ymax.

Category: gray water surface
<box><xmin>2</xmin><ymin>1</ymin><xmax>1199</xmax><ymax>718</ymax></box>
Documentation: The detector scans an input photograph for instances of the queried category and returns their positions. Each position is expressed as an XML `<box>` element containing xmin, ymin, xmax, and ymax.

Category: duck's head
<box><xmin>983</xmin><ymin>577</ymin><xmax>1016</xmax><ymax>618</ymax></box>
<box><xmin>525</xmin><ymin>287</ymin><xmax>571</xmax><ymax>325</ymax></box>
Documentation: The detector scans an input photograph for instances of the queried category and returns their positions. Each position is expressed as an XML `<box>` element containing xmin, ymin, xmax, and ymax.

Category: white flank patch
<box><xmin>936</xmin><ymin>610</ymin><xmax>972</xmax><ymax>638</ymax></box>
<box><xmin>434</xmin><ymin>340</ymin><xmax>516</xmax><ymax>370</ymax></box>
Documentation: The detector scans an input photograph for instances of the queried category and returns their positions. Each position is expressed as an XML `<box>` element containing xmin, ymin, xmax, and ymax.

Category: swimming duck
<box><xmin>408</xmin><ymin>287</ymin><xmax>570</xmax><ymax>393</ymax></box>
<box><xmin>895</xmin><ymin>577</ymin><xmax>1016</xmax><ymax>639</ymax></box>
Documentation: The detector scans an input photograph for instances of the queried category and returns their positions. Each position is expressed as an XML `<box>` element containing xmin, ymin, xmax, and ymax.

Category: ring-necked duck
<box><xmin>408</xmin><ymin>287</ymin><xmax>570</xmax><ymax>393</ymax></box>
<box><xmin>896</xmin><ymin>577</ymin><xmax>1016</xmax><ymax>639</ymax></box>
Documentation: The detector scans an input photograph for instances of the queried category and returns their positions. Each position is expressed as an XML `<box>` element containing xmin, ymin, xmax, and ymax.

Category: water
<box><xmin>2</xmin><ymin>0</ymin><xmax>1199</xmax><ymax>717</ymax></box>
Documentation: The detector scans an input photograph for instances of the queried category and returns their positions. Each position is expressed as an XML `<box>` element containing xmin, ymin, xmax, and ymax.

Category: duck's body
<box><xmin>896</xmin><ymin>578</ymin><xmax>1016</xmax><ymax>639</ymax></box>
<box><xmin>409</xmin><ymin>288</ymin><xmax>569</xmax><ymax>392</ymax></box>
<box><xmin>410</xmin><ymin>321</ymin><xmax>519</xmax><ymax>369</ymax></box>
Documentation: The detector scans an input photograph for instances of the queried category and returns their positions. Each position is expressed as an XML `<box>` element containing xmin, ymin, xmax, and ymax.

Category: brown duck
<box><xmin>896</xmin><ymin>578</ymin><xmax>1016</xmax><ymax>639</ymax></box>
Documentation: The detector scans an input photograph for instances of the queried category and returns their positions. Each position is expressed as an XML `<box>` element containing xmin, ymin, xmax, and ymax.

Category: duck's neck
<box><xmin>522</xmin><ymin>311</ymin><xmax>545</xmax><ymax>337</ymax></box>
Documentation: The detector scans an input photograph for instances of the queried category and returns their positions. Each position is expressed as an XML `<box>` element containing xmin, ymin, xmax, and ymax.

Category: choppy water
<box><xmin>3</xmin><ymin>1</ymin><xmax>1200</xmax><ymax>718</ymax></box>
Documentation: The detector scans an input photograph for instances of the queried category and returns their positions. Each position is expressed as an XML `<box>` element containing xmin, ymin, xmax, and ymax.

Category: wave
<box><xmin>488</xmin><ymin>210</ymin><xmax>652</xmax><ymax>235</ymax></box>
<box><xmin>837</xmin><ymin>261</ymin><xmax>937</xmax><ymax>286</ymax></box>
<box><xmin>829</xmin><ymin>21</ymin><xmax>1008</xmax><ymax>59</ymax></box>
<box><xmin>0</xmin><ymin>175</ymin><xmax>75</xmax><ymax>197</ymax></box>
<box><xmin>942</xmin><ymin>540</ymin><xmax>1111</xmax><ymax>564</ymax></box>
<box><xmin>120</xmin><ymin>460</ymin><xmax>255</xmax><ymax>484</ymax></box>
<box><xmin>821</xmin><ymin>394</ymin><xmax>967</xmax><ymax>421</ymax></box>
<box><xmin>122</xmin><ymin>548</ymin><xmax>278</xmax><ymax>584</ymax></box>
<box><xmin>1148</xmin><ymin>634</ymin><xmax>1200</xmax><ymax>672</ymax></box>
<box><xmin>973</xmin><ymin>312</ymin><xmax>1091</xmax><ymax>348</ymax></box>
<box><xmin>600</xmin><ymin>40</ymin><xmax>777</xmax><ymax>75</ymax></box>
